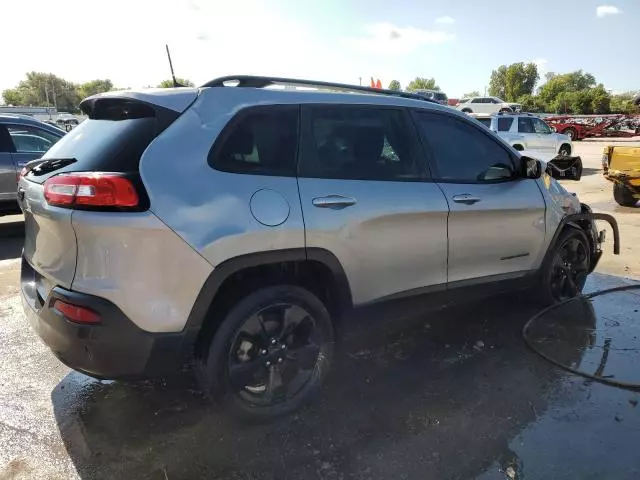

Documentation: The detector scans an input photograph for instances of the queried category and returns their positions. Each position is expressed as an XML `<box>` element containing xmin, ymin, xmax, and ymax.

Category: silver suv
<box><xmin>473</xmin><ymin>112</ymin><xmax>573</xmax><ymax>158</ymax></box>
<box><xmin>18</xmin><ymin>76</ymin><xmax>619</xmax><ymax>421</ymax></box>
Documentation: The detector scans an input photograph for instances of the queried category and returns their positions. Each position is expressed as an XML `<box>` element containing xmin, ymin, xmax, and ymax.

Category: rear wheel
<box><xmin>201</xmin><ymin>285</ymin><xmax>334</xmax><ymax>422</ymax></box>
<box><xmin>563</xmin><ymin>127</ymin><xmax>577</xmax><ymax>141</ymax></box>
<box><xmin>499</xmin><ymin>107</ymin><xmax>512</xmax><ymax>113</ymax></box>
<box><xmin>537</xmin><ymin>229</ymin><xmax>591</xmax><ymax>305</ymax></box>
<box><xmin>613</xmin><ymin>183</ymin><xmax>637</xmax><ymax>207</ymax></box>
<box><xmin>461</xmin><ymin>108</ymin><xmax>472</xmax><ymax>113</ymax></box>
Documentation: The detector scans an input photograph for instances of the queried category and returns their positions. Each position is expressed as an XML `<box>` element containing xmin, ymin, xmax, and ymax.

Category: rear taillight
<box><xmin>44</xmin><ymin>173</ymin><xmax>139</xmax><ymax>208</ymax></box>
<box><xmin>53</xmin><ymin>300</ymin><xmax>101</xmax><ymax>324</ymax></box>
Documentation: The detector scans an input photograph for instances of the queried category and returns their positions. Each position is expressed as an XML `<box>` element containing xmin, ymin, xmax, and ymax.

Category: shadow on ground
<box><xmin>580</xmin><ymin>167</ymin><xmax>602</xmax><ymax>178</ymax></box>
<box><xmin>0</xmin><ymin>220</ymin><xmax>24</xmax><ymax>261</ymax></box>
<box><xmin>52</xmin><ymin>293</ymin><xmax>582</xmax><ymax>480</ymax></box>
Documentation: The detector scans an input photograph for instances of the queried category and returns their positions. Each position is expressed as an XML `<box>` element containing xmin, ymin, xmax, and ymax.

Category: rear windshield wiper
<box><xmin>27</xmin><ymin>158</ymin><xmax>77</xmax><ymax>176</ymax></box>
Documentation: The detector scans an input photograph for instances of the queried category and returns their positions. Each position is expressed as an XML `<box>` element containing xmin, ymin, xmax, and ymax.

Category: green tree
<box><xmin>406</xmin><ymin>77</ymin><xmax>439</xmax><ymax>91</ymax></box>
<box><xmin>388</xmin><ymin>80</ymin><xmax>401</xmax><ymax>91</ymax></box>
<box><xmin>538</xmin><ymin>70</ymin><xmax>597</xmax><ymax>107</ymax></box>
<box><xmin>517</xmin><ymin>94</ymin><xmax>546</xmax><ymax>113</ymax></box>
<box><xmin>589</xmin><ymin>84</ymin><xmax>611</xmax><ymax>114</ymax></box>
<box><xmin>157</xmin><ymin>78</ymin><xmax>195</xmax><ymax>88</ymax></box>
<box><xmin>78</xmin><ymin>79</ymin><xmax>114</xmax><ymax>99</ymax></box>
<box><xmin>488</xmin><ymin>62</ymin><xmax>539</xmax><ymax>102</ymax></box>
<box><xmin>1</xmin><ymin>72</ymin><xmax>81</xmax><ymax>112</ymax></box>
<box><xmin>610</xmin><ymin>92</ymin><xmax>639</xmax><ymax>113</ymax></box>
<box><xmin>462</xmin><ymin>90</ymin><xmax>481</xmax><ymax>98</ymax></box>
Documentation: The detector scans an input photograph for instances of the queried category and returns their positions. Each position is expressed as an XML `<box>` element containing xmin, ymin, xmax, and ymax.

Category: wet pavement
<box><xmin>1</xmin><ymin>222</ymin><xmax>640</xmax><ymax>479</ymax></box>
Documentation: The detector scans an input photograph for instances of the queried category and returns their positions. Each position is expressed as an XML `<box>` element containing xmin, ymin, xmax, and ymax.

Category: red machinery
<box><xmin>543</xmin><ymin>114</ymin><xmax>640</xmax><ymax>141</ymax></box>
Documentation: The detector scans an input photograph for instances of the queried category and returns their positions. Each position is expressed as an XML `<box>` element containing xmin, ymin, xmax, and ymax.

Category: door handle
<box><xmin>452</xmin><ymin>194</ymin><xmax>481</xmax><ymax>205</ymax></box>
<box><xmin>312</xmin><ymin>195</ymin><xmax>357</xmax><ymax>209</ymax></box>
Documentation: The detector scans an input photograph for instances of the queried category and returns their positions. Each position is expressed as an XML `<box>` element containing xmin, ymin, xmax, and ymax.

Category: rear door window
<box><xmin>7</xmin><ymin>125</ymin><xmax>60</xmax><ymax>153</ymax></box>
<box><xmin>299</xmin><ymin>106</ymin><xmax>424</xmax><ymax>181</ymax></box>
<box><xmin>209</xmin><ymin>105</ymin><xmax>299</xmax><ymax>176</ymax></box>
<box><xmin>518</xmin><ymin>118</ymin><xmax>535</xmax><ymax>133</ymax></box>
<box><xmin>497</xmin><ymin>118</ymin><xmax>514</xmax><ymax>132</ymax></box>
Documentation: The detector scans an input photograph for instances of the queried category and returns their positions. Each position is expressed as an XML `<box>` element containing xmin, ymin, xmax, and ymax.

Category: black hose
<box><xmin>522</xmin><ymin>285</ymin><xmax>640</xmax><ymax>390</ymax></box>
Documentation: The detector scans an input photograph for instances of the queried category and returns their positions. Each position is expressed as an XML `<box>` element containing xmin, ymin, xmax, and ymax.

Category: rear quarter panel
<box><xmin>138</xmin><ymin>90</ymin><xmax>306</xmax><ymax>268</ymax></box>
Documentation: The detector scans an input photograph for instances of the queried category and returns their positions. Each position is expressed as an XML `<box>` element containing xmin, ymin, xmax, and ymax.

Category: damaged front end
<box><xmin>563</xmin><ymin>204</ymin><xmax>620</xmax><ymax>273</ymax></box>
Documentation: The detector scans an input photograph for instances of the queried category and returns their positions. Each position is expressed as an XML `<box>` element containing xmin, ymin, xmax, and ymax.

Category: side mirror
<box><xmin>522</xmin><ymin>156</ymin><xmax>543</xmax><ymax>179</ymax></box>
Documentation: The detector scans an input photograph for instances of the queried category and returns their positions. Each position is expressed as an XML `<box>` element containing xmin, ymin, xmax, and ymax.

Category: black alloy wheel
<box><xmin>548</xmin><ymin>234</ymin><xmax>590</xmax><ymax>302</ymax></box>
<box><xmin>202</xmin><ymin>285</ymin><xmax>334</xmax><ymax>421</ymax></box>
<box><xmin>228</xmin><ymin>302</ymin><xmax>325</xmax><ymax>405</ymax></box>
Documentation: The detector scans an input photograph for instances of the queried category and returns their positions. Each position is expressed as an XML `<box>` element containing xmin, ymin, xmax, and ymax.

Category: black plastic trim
<box><xmin>21</xmin><ymin>257</ymin><xmax>186</xmax><ymax>380</ymax></box>
<box><xmin>200</xmin><ymin>75</ymin><xmax>438</xmax><ymax>104</ymax></box>
<box><xmin>182</xmin><ymin>247</ymin><xmax>353</xmax><ymax>344</ymax></box>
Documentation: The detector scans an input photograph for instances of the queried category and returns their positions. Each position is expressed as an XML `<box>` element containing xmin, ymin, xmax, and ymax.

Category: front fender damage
<box><xmin>561</xmin><ymin>207</ymin><xmax>620</xmax><ymax>273</ymax></box>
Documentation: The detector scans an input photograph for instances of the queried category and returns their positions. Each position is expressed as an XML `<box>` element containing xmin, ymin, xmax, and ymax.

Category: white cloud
<box><xmin>435</xmin><ymin>16</ymin><xmax>455</xmax><ymax>25</ymax></box>
<box><xmin>345</xmin><ymin>23</ymin><xmax>455</xmax><ymax>55</ymax></box>
<box><xmin>596</xmin><ymin>5</ymin><xmax>622</xmax><ymax>17</ymax></box>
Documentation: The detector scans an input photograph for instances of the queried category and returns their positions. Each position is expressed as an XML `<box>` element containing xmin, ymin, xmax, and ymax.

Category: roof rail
<box><xmin>496</xmin><ymin>111</ymin><xmax>534</xmax><ymax>116</ymax></box>
<box><xmin>200</xmin><ymin>75</ymin><xmax>438</xmax><ymax>104</ymax></box>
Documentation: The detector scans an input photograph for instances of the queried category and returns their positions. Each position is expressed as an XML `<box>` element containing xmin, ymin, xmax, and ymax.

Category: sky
<box><xmin>1</xmin><ymin>0</ymin><xmax>639</xmax><ymax>99</ymax></box>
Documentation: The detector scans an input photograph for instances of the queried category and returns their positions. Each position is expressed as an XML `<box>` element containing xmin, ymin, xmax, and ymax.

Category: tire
<box><xmin>563</xmin><ymin>127</ymin><xmax>577</xmax><ymax>141</ymax></box>
<box><xmin>201</xmin><ymin>285</ymin><xmax>335</xmax><ymax>422</ymax></box>
<box><xmin>499</xmin><ymin>107</ymin><xmax>512</xmax><ymax>113</ymax></box>
<box><xmin>536</xmin><ymin>228</ymin><xmax>591</xmax><ymax>305</ymax></box>
<box><xmin>558</xmin><ymin>144</ymin><xmax>571</xmax><ymax>156</ymax></box>
<box><xmin>572</xmin><ymin>157</ymin><xmax>583</xmax><ymax>181</ymax></box>
<box><xmin>513</xmin><ymin>144</ymin><xmax>524</xmax><ymax>152</ymax></box>
<box><xmin>461</xmin><ymin>108</ymin><xmax>472</xmax><ymax>113</ymax></box>
<box><xmin>613</xmin><ymin>183</ymin><xmax>637</xmax><ymax>207</ymax></box>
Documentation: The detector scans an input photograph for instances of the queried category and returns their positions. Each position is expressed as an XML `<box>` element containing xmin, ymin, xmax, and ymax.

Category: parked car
<box><xmin>411</xmin><ymin>89</ymin><xmax>449</xmax><ymax>105</ymax></box>
<box><xmin>602</xmin><ymin>145</ymin><xmax>640</xmax><ymax>206</ymax></box>
<box><xmin>55</xmin><ymin>114</ymin><xmax>80</xmax><ymax>132</ymax></box>
<box><xmin>472</xmin><ymin>113</ymin><xmax>573</xmax><ymax>156</ymax></box>
<box><xmin>472</xmin><ymin>113</ymin><xmax>582</xmax><ymax>179</ymax></box>
<box><xmin>0</xmin><ymin>114</ymin><xmax>65</xmax><ymax>215</ymax></box>
<box><xmin>19</xmin><ymin>76</ymin><xmax>618</xmax><ymax>421</ymax></box>
<box><xmin>457</xmin><ymin>96</ymin><xmax>521</xmax><ymax>114</ymax></box>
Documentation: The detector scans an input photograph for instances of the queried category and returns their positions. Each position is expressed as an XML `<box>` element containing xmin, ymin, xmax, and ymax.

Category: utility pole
<box><xmin>359</xmin><ymin>77</ymin><xmax>362</xmax><ymax>86</ymax></box>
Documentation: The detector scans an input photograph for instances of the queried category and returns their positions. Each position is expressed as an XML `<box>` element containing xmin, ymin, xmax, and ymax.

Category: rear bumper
<box><xmin>21</xmin><ymin>257</ymin><xmax>189</xmax><ymax>380</ymax></box>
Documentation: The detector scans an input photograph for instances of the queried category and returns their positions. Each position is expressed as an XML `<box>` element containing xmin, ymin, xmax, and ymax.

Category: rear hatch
<box><xmin>18</xmin><ymin>88</ymin><xmax>198</xmax><ymax>293</ymax></box>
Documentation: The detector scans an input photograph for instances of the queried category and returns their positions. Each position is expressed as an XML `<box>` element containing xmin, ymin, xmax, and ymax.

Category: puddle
<box><xmin>524</xmin><ymin>287</ymin><xmax>640</xmax><ymax>388</ymax></box>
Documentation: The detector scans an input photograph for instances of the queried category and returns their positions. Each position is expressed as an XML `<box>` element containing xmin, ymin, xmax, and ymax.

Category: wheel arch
<box><xmin>183</xmin><ymin>248</ymin><xmax>353</xmax><ymax>359</ymax></box>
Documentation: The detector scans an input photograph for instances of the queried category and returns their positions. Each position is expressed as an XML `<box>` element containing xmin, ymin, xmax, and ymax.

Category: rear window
<box><xmin>497</xmin><ymin>117</ymin><xmax>514</xmax><ymax>131</ymax></box>
<box><xmin>476</xmin><ymin>118</ymin><xmax>492</xmax><ymax>128</ymax></box>
<box><xmin>28</xmin><ymin>99</ymin><xmax>177</xmax><ymax>182</ymax></box>
<box><xmin>40</xmin><ymin>117</ymin><xmax>156</xmax><ymax>172</ymax></box>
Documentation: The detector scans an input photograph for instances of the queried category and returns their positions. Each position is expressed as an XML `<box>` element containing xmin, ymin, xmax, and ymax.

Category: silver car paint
<box><xmin>438</xmin><ymin>180</ymin><xmax>546</xmax><ymax>282</ymax></box>
<box><xmin>19</xmin><ymin>178</ymin><xmax>77</xmax><ymax>290</ymax></box>
<box><xmin>139</xmin><ymin>89</ymin><xmax>455</xmax><ymax>273</ymax></box>
<box><xmin>298</xmin><ymin>177</ymin><xmax>449</xmax><ymax>304</ymax></box>
<box><xmin>21</xmin><ymin>85</ymin><xmax>587</xmax><ymax>335</ymax></box>
<box><xmin>71</xmin><ymin>210</ymin><xmax>212</xmax><ymax>333</ymax></box>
